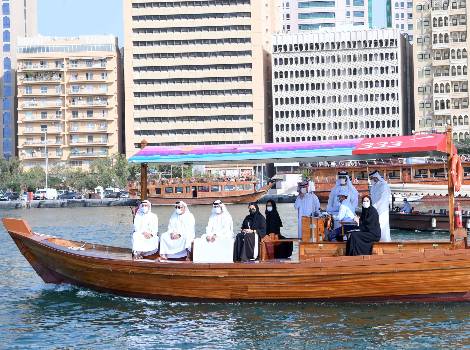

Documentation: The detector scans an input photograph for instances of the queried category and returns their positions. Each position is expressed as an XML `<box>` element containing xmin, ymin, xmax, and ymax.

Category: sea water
<box><xmin>0</xmin><ymin>205</ymin><xmax>468</xmax><ymax>349</ymax></box>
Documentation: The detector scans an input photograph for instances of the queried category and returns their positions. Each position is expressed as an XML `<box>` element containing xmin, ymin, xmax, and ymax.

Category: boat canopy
<box><xmin>129</xmin><ymin>133</ymin><xmax>454</xmax><ymax>165</ymax></box>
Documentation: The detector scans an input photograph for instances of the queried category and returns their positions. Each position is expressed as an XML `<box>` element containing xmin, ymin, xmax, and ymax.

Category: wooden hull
<box><xmin>4</xmin><ymin>218</ymin><xmax>470</xmax><ymax>302</ymax></box>
<box><xmin>390</xmin><ymin>212</ymin><xmax>470</xmax><ymax>231</ymax></box>
<box><xmin>146</xmin><ymin>187</ymin><xmax>270</xmax><ymax>205</ymax></box>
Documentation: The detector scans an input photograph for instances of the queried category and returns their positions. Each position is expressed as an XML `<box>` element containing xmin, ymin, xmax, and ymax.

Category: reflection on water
<box><xmin>0</xmin><ymin>206</ymin><xmax>468</xmax><ymax>349</ymax></box>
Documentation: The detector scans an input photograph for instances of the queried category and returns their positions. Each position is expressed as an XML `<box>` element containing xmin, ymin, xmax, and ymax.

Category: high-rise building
<box><xmin>1</xmin><ymin>0</ymin><xmax>37</xmax><ymax>159</ymax></box>
<box><xmin>280</xmin><ymin>0</ymin><xmax>369</xmax><ymax>32</ymax></box>
<box><xmin>369</xmin><ymin>0</ymin><xmax>392</xmax><ymax>29</ymax></box>
<box><xmin>272</xmin><ymin>28</ymin><xmax>414</xmax><ymax>143</ymax></box>
<box><xmin>16</xmin><ymin>36</ymin><xmax>122</xmax><ymax>169</ymax></box>
<box><xmin>123</xmin><ymin>0</ymin><xmax>280</xmax><ymax>157</ymax></box>
<box><xmin>391</xmin><ymin>0</ymin><xmax>414</xmax><ymax>41</ymax></box>
<box><xmin>413</xmin><ymin>0</ymin><xmax>469</xmax><ymax>141</ymax></box>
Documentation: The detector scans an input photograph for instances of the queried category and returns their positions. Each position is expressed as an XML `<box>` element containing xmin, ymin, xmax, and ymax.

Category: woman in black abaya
<box><xmin>346</xmin><ymin>195</ymin><xmax>381</xmax><ymax>256</ymax></box>
<box><xmin>233</xmin><ymin>202</ymin><xmax>266</xmax><ymax>261</ymax></box>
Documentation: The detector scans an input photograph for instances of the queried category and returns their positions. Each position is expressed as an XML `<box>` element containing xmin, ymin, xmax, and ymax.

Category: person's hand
<box><xmin>353</xmin><ymin>216</ymin><xmax>360</xmax><ymax>225</ymax></box>
<box><xmin>143</xmin><ymin>231</ymin><xmax>153</xmax><ymax>239</ymax></box>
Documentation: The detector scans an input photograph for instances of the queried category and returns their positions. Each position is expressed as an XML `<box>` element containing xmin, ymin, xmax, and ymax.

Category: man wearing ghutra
<box><xmin>159</xmin><ymin>201</ymin><xmax>196</xmax><ymax>260</ymax></box>
<box><xmin>202</xmin><ymin>200</ymin><xmax>233</xmax><ymax>242</ymax></box>
<box><xmin>294</xmin><ymin>181</ymin><xmax>320</xmax><ymax>239</ymax></box>
<box><xmin>369</xmin><ymin>170</ymin><xmax>391</xmax><ymax>242</ymax></box>
<box><xmin>132</xmin><ymin>200</ymin><xmax>159</xmax><ymax>259</ymax></box>
<box><xmin>327</xmin><ymin>171</ymin><xmax>359</xmax><ymax>228</ymax></box>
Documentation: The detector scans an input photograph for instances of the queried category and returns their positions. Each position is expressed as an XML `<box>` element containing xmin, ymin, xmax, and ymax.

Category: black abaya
<box><xmin>234</xmin><ymin>204</ymin><xmax>266</xmax><ymax>262</ymax></box>
<box><xmin>346</xmin><ymin>205</ymin><xmax>381</xmax><ymax>256</ymax></box>
<box><xmin>265</xmin><ymin>201</ymin><xmax>293</xmax><ymax>259</ymax></box>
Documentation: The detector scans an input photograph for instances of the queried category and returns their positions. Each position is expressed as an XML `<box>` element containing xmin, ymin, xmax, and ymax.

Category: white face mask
<box><xmin>266</xmin><ymin>206</ymin><xmax>273</xmax><ymax>212</ymax></box>
<box><xmin>212</xmin><ymin>207</ymin><xmax>222</xmax><ymax>214</ymax></box>
<box><xmin>176</xmin><ymin>208</ymin><xmax>183</xmax><ymax>215</ymax></box>
<box><xmin>340</xmin><ymin>178</ymin><xmax>347</xmax><ymax>185</ymax></box>
<box><xmin>300</xmin><ymin>187</ymin><xmax>307</xmax><ymax>194</ymax></box>
<box><xmin>363</xmin><ymin>201</ymin><xmax>371</xmax><ymax>208</ymax></box>
<box><xmin>142</xmin><ymin>206</ymin><xmax>149</xmax><ymax>214</ymax></box>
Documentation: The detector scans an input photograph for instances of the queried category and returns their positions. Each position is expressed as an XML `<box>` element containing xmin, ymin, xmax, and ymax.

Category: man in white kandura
<box><xmin>294</xmin><ymin>181</ymin><xmax>321</xmax><ymax>239</ymax></box>
<box><xmin>193</xmin><ymin>200</ymin><xmax>234</xmax><ymax>263</ymax></box>
<box><xmin>201</xmin><ymin>200</ymin><xmax>233</xmax><ymax>242</ymax></box>
<box><xmin>160</xmin><ymin>201</ymin><xmax>195</xmax><ymax>260</ymax></box>
<box><xmin>327</xmin><ymin>171</ymin><xmax>359</xmax><ymax>228</ymax></box>
<box><xmin>132</xmin><ymin>200</ymin><xmax>159</xmax><ymax>259</ymax></box>
<box><xmin>369</xmin><ymin>170</ymin><xmax>391</xmax><ymax>242</ymax></box>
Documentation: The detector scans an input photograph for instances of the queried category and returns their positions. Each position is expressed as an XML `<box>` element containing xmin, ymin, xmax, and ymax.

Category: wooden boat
<box><xmin>3</xmin><ymin>131</ymin><xmax>470</xmax><ymax>301</ymax></box>
<box><xmin>128</xmin><ymin>179</ymin><xmax>272</xmax><ymax>205</ymax></box>
<box><xmin>390</xmin><ymin>211</ymin><xmax>470</xmax><ymax>231</ymax></box>
<box><xmin>4</xmin><ymin>217</ymin><xmax>470</xmax><ymax>301</ymax></box>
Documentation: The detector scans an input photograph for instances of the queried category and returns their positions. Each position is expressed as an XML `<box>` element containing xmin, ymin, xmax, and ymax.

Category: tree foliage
<box><xmin>0</xmin><ymin>154</ymin><xmax>138</xmax><ymax>192</ymax></box>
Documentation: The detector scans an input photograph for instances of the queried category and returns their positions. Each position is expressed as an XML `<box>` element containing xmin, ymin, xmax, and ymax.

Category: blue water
<box><xmin>0</xmin><ymin>206</ymin><xmax>469</xmax><ymax>349</ymax></box>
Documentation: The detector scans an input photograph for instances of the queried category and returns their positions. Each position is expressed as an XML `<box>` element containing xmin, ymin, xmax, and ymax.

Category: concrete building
<box><xmin>392</xmin><ymin>0</ymin><xmax>414</xmax><ymax>41</ymax></box>
<box><xmin>123</xmin><ymin>0</ymin><xmax>280</xmax><ymax>157</ymax></box>
<box><xmin>280</xmin><ymin>0</ymin><xmax>369</xmax><ymax>33</ymax></box>
<box><xmin>413</xmin><ymin>0</ymin><xmax>470</xmax><ymax>141</ymax></box>
<box><xmin>272</xmin><ymin>28</ymin><xmax>414</xmax><ymax>143</ymax></box>
<box><xmin>16</xmin><ymin>36</ymin><xmax>122</xmax><ymax>169</ymax></box>
<box><xmin>1</xmin><ymin>0</ymin><xmax>37</xmax><ymax>159</ymax></box>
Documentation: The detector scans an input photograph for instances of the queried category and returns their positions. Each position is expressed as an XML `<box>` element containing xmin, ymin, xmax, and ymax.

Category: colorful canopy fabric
<box><xmin>129</xmin><ymin>134</ymin><xmax>452</xmax><ymax>165</ymax></box>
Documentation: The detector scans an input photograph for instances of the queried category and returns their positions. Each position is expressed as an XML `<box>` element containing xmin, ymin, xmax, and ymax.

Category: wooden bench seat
<box><xmin>299</xmin><ymin>241</ymin><xmax>454</xmax><ymax>261</ymax></box>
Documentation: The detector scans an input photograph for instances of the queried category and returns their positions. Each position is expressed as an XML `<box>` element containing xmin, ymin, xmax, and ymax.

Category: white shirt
<box><xmin>333</xmin><ymin>202</ymin><xmax>356</xmax><ymax>224</ymax></box>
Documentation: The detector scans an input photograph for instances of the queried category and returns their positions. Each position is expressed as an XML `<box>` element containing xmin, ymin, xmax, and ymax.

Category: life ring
<box><xmin>450</xmin><ymin>154</ymin><xmax>463</xmax><ymax>192</ymax></box>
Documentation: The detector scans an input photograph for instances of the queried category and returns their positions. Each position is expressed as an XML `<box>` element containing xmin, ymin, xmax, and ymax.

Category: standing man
<box><xmin>294</xmin><ymin>181</ymin><xmax>320</xmax><ymax>239</ymax></box>
<box><xmin>369</xmin><ymin>170</ymin><xmax>391</xmax><ymax>242</ymax></box>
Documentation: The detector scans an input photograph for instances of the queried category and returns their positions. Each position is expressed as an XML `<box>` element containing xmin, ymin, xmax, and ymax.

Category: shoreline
<box><xmin>0</xmin><ymin>198</ymin><xmax>139</xmax><ymax>209</ymax></box>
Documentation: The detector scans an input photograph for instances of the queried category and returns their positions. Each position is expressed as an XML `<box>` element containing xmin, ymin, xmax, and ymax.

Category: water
<box><xmin>0</xmin><ymin>205</ymin><xmax>469</xmax><ymax>349</ymax></box>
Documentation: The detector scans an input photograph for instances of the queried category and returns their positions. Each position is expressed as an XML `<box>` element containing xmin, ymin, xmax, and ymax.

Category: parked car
<box><xmin>0</xmin><ymin>192</ymin><xmax>19</xmax><ymax>201</ymax></box>
<box><xmin>104</xmin><ymin>191</ymin><xmax>120</xmax><ymax>199</ymax></box>
<box><xmin>33</xmin><ymin>188</ymin><xmax>58</xmax><ymax>200</ymax></box>
<box><xmin>119</xmin><ymin>191</ymin><xmax>129</xmax><ymax>198</ymax></box>
<box><xmin>58</xmin><ymin>191</ymin><xmax>82</xmax><ymax>200</ymax></box>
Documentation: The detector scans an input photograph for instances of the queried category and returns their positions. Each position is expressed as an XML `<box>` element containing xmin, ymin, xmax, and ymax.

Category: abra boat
<box><xmin>3</xmin><ymin>132</ymin><xmax>470</xmax><ymax>301</ymax></box>
<box><xmin>128</xmin><ymin>178</ymin><xmax>272</xmax><ymax>205</ymax></box>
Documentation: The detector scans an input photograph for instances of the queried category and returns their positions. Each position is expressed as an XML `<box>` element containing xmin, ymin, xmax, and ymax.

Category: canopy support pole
<box><xmin>446</xmin><ymin>127</ymin><xmax>455</xmax><ymax>241</ymax></box>
<box><xmin>140</xmin><ymin>139</ymin><xmax>148</xmax><ymax>201</ymax></box>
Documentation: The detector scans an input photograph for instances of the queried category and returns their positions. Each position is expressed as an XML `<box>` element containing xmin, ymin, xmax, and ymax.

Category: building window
<box><xmin>40</xmin><ymin>86</ymin><xmax>48</xmax><ymax>94</ymax></box>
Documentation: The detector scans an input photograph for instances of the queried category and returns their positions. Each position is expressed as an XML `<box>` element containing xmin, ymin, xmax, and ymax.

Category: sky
<box><xmin>38</xmin><ymin>0</ymin><xmax>124</xmax><ymax>45</ymax></box>
<box><xmin>37</xmin><ymin>0</ymin><xmax>386</xmax><ymax>45</ymax></box>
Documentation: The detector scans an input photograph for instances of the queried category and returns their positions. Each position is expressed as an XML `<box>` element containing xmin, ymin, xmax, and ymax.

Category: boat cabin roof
<box><xmin>129</xmin><ymin>134</ymin><xmax>454</xmax><ymax>165</ymax></box>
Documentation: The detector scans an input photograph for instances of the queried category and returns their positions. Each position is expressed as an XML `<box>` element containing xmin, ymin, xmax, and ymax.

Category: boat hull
<box><xmin>4</xmin><ymin>218</ymin><xmax>470</xmax><ymax>302</ymax></box>
<box><xmin>389</xmin><ymin>212</ymin><xmax>470</xmax><ymax>231</ymax></box>
<box><xmin>146</xmin><ymin>188</ymin><xmax>269</xmax><ymax>205</ymax></box>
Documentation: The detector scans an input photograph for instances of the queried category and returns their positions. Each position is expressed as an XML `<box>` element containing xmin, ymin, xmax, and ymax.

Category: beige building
<box><xmin>123</xmin><ymin>0</ymin><xmax>280</xmax><ymax>157</ymax></box>
<box><xmin>413</xmin><ymin>0</ymin><xmax>470</xmax><ymax>141</ymax></box>
<box><xmin>1</xmin><ymin>0</ymin><xmax>37</xmax><ymax>158</ymax></box>
<box><xmin>16</xmin><ymin>36</ymin><xmax>122</xmax><ymax>169</ymax></box>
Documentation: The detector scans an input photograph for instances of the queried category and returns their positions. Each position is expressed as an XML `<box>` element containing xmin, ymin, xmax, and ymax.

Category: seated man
<box><xmin>401</xmin><ymin>198</ymin><xmax>412</xmax><ymax>214</ymax></box>
<box><xmin>201</xmin><ymin>200</ymin><xmax>233</xmax><ymax>242</ymax></box>
<box><xmin>132</xmin><ymin>200</ymin><xmax>159</xmax><ymax>259</ymax></box>
<box><xmin>160</xmin><ymin>201</ymin><xmax>195</xmax><ymax>260</ymax></box>
<box><xmin>193</xmin><ymin>200</ymin><xmax>234</xmax><ymax>263</ymax></box>
<box><xmin>328</xmin><ymin>189</ymin><xmax>359</xmax><ymax>242</ymax></box>
<box><xmin>234</xmin><ymin>203</ymin><xmax>266</xmax><ymax>262</ymax></box>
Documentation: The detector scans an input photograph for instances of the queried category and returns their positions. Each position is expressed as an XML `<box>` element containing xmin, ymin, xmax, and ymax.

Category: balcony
<box><xmin>23</xmin><ymin>128</ymin><xmax>64</xmax><ymax>135</ymax></box>
<box><xmin>67</xmin><ymin>63</ymin><xmax>108</xmax><ymax>70</ymax></box>
<box><xmin>20</xmin><ymin>140</ymin><xmax>63</xmax><ymax>147</ymax></box>
<box><xmin>69</xmin><ymin>150</ymin><xmax>109</xmax><ymax>158</ymax></box>
<box><xmin>19</xmin><ymin>64</ymin><xmax>64</xmax><ymax>71</ymax></box>
<box><xmin>19</xmin><ymin>74</ymin><xmax>63</xmax><ymax>83</ymax></box>
<box><xmin>68</xmin><ymin>99</ymin><xmax>109</xmax><ymax>107</ymax></box>
<box><xmin>21</xmin><ymin>152</ymin><xmax>61</xmax><ymax>160</ymax></box>
<box><xmin>69</xmin><ymin>139</ymin><xmax>109</xmax><ymax>146</ymax></box>
<box><xmin>20</xmin><ymin>101</ymin><xmax>64</xmax><ymax>109</ymax></box>
<box><xmin>68</xmin><ymin>127</ymin><xmax>109</xmax><ymax>133</ymax></box>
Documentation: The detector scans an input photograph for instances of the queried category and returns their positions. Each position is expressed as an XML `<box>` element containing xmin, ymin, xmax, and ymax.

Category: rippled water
<box><xmin>0</xmin><ymin>205</ymin><xmax>469</xmax><ymax>349</ymax></box>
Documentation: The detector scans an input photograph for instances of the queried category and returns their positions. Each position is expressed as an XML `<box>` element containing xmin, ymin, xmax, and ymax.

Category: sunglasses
<box><xmin>213</xmin><ymin>204</ymin><xmax>220</xmax><ymax>208</ymax></box>
<box><xmin>175</xmin><ymin>205</ymin><xmax>183</xmax><ymax>209</ymax></box>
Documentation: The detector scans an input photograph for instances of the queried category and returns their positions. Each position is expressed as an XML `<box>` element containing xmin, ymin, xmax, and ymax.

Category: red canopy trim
<box><xmin>352</xmin><ymin>134</ymin><xmax>454</xmax><ymax>156</ymax></box>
